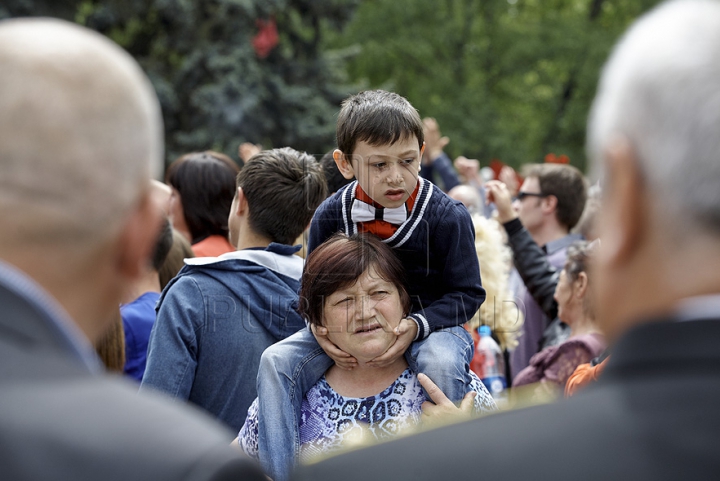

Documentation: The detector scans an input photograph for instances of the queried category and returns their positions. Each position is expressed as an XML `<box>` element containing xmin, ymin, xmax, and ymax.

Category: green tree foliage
<box><xmin>326</xmin><ymin>0</ymin><xmax>663</xmax><ymax>171</ymax></box>
<box><xmin>1</xmin><ymin>0</ymin><xmax>360</xmax><ymax>165</ymax></box>
<box><xmin>2</xmin><ymin>0</ymin><xmax>665</xmax><ymax>170</ymax></box>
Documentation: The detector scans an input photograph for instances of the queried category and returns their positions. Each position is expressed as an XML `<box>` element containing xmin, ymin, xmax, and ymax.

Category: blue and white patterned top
<box><xmin>240</xmin><ymin>368</ymin><xmax>496</xmax><ymax>463</ymax></box>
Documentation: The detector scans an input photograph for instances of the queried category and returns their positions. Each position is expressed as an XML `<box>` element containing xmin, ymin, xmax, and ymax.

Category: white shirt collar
<box><xmin>675</xmin><ymin>294</ymin><xmax>720</xmax><ymax>322</ymax></box>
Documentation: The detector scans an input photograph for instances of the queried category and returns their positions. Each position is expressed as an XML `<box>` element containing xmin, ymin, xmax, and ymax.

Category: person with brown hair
<box><xmin>511</xmin><ymin>240</ymin><xmax>606</xmax><ymax>390</ymax></box>
<box><xmin>141</xmin><ymin>147</ymin><xmax>327</xmax><ymax>432</ymax></box>
<box><xmin>165</xmin><ymin>150</ymin><xmax>240</xmax><ymax>257</ymax></box>
<box><xmin>486</xmin><ymin>180</ymin><xmax>605</xmax><ymax>392</ymax></box>
<box><xmin>238</xmin><ymin>234</ymin><xmax>495</xmax><ymax>472</ymax></box>
<box><xmin>95</xmin><ymin>310</ymin><xmax>126</xmax><ymax>373</ymax></box>
<box><xmin>507</xmin><ymin>163</ymin><xmax>587</xmax><ymax>380</ymax></box>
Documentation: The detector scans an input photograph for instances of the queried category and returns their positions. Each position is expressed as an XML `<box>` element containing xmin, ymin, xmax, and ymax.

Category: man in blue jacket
<box><xmin>141</xmin><ymin>148</ymin><xmax>326</xmax><ymax>432</ymax></box>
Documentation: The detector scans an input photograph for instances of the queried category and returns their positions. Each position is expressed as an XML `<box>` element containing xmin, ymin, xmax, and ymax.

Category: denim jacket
<box><xmin>140</xmin><ymin>243</ymin><xmax>305</xmax><ymax>432</ymax></box>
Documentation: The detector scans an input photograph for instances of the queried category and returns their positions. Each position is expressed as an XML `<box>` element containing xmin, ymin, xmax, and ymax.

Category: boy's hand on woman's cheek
<box><xmin>310</xmin><ymin>323</ymin><xmax>358</xmax><ymax>370</ymax></box>
<box><xmin>367</xmin><ymin>318</ymin><xmax>417</xmax><ymax>368</ymax></box>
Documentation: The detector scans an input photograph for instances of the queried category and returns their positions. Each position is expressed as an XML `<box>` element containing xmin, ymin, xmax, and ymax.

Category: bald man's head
<box><xmin>448</xmin><ymin>185</ymin><xmax>482</xmax><ymax>215</ymax></box>
<box><xmin>0</xmin><ymin>18</ymin><xmax>163</xmax><ymax>248</ymax></box>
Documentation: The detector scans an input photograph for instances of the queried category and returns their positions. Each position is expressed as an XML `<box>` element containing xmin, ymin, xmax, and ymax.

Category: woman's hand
<box><xmin>367</xmin><ymin>317</ymin><xmax>418</xmax><ymax>368</ymax></box>
<box><xmin>418</xmin><ymin>373</ymin><xmax>476</xmax><ymax>428</ymax></box>
<box><xmin>310</xmin><ymin>323</ymin><xmax>358</xmax><ymax>370</ymax></box>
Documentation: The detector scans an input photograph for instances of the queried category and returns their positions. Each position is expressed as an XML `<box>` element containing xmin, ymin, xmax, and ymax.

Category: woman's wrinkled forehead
<box><xmin>329</xmin><ymin>263</ymin><xmax>395</xmax><ymax>294</ymax></box>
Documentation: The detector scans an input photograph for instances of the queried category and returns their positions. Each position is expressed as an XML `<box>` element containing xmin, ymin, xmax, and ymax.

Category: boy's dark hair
<box><xmin>522</xmin><ymin>163</ymin><xmax>588</xmax><ymax>230</ymax></box>
<box><xmin>336</xmin><ymin>90</ymin><xmax>424</xmax><ymax>158</ymax></box>
<box><xmin>151</xmin><ymin>218</ymin><xmax>174</xmax><ymax>271</ymax></box>
<box><xmin>320</xmin><ymin>150</ymin><xmax>352</xmax><ymax>195</ymax></box>
<box><xmin>298</xmin><ymin>233</ymin><xmax>411</xmax><ymax>327</ymax></box>
<box><xmin>236</xmin><ymin>148</ymin><xmax>327</xmax><ymax>245</ymax></box>
<box><xmin>165</xmin><ymin>151</ymin><xmax>239</xmax><ymax>244</ymax></box>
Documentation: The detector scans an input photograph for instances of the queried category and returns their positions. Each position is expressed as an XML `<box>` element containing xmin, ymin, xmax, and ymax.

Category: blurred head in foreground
<box><xmin>0</xmin><ymin>18</ymin><xmax>164</xmax><ymax>343</ymax></box>
<box><xmin>588</xmin><ymin>0</ymin><xmax>720</xmax><ymax>340</ymax></box>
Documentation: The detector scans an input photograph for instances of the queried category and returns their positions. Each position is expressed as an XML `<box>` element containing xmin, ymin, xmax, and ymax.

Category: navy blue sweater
<box><xmin>308</xmin><ymin>177</ymin><xmax>485</xmax><ymax>339</ymax></box>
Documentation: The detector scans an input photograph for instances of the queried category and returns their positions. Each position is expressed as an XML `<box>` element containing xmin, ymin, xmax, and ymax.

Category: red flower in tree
<box><xmin>253</xmin><ymin>18</ymin><xmax>279</xmax><ymax>59</ymax></box>
<box><xmin>489</xmin><ymin>159</ymin><xmax>505</xmax><ymax>180</ymax></box>
<box><xmin>544</xmin><ymin>153</ymin><xmax>570</xmax><ymax>164</ymax></box>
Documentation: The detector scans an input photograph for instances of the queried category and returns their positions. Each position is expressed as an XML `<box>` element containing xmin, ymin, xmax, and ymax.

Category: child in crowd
<box><xmin>255</xmin><ymin>90</ymin><xmax>485</xmax><ymax>481</ymax></box>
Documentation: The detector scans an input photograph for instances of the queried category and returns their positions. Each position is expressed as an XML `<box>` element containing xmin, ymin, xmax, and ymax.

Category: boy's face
<box><xmin>334</xmin><ymin>137</ymin><xmax>424</xmax><ymax>209</ymax></box>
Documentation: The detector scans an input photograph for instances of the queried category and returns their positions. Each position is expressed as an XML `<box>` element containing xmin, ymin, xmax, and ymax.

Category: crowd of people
<box><xmin>2</xmin><ymin>1</ymin><xmax>720</xmax><ymax>480</ymax></box>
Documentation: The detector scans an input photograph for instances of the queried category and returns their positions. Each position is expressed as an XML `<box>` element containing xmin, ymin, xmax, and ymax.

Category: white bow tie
<box><xmin>351</xmin><ymin>199</ymin><xmax>408</xmax><ymax>225</ymax></box>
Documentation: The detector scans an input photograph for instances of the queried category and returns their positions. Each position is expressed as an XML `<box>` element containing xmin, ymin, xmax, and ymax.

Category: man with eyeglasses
<box><xmin>491</xmin><ymin>163</ymin><xmax>587</xmax><ymax>382</ymax></box>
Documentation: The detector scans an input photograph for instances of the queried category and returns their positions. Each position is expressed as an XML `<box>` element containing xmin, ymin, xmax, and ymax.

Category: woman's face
<box><xmin>323</xmin><ymin>265</ymin><xmax>405</xmax><ymax>363</ymax></box>
<box><xmin>554</xmin><ymin>268</ymin><xmax>578</xmax><ymax>324</ymax></box>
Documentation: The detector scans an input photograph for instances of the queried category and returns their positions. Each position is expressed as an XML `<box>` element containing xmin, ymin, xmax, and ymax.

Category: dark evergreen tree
<box><xmin>1</xmin><ymin>0</ymin><xmax>361</xmax><ymax>165</ymax></box>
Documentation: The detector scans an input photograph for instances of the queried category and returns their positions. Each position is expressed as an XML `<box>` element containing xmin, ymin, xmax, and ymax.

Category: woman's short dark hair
<box><xmin>336</xmin><ymin>90</ymin><xmax>424</xmax><ymax>158</ymax></box>
<box><xmin>165</xmin><ymin>151</ymin><xmax>239</xmax><ymax>244</ymax></box>
<box><xmin>299</xmin><ymin>234</ymin><xmax>411</xmax><ymax>327</ymax></box>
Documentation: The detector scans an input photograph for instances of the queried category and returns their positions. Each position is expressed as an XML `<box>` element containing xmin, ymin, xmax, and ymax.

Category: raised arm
<box><xmin>486</xmin><ymin>180</ymin><xmax>559</xmax><ymax>320</ymax></box>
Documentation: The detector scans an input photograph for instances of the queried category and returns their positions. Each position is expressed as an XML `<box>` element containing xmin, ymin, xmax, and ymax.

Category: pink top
<box><xmin>513</xmin><ymin>332</ymin><xmax>606</xmax><ymax>388</ymax></box>
<box><xmin>191</xmin><ymin>235</ymin><xmax>235</xmax><ymax>257</ymax></box>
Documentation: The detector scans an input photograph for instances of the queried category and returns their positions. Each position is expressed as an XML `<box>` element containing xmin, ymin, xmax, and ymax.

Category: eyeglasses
<box><xmin>515</xmin><ymin>192</ymin><xmax>548</xmax><ymax>201</ymax></box>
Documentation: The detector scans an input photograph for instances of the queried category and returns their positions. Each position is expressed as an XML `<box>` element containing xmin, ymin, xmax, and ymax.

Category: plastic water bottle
<box><xmin>472</xmin><ymin>325</ymin><xmax>507</xmax><ymax>400</ymax></box>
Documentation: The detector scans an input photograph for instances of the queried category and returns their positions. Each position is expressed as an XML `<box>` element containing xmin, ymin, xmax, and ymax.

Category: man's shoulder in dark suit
<box><xmin>293</xmin><ymin>318</ymin><xmax>720</xmax><ymax>481</ymax></box>
<box><xmin>0</xmin><ymin>290</ymin><xmax>265</xmax><ymax>481</ymax></box>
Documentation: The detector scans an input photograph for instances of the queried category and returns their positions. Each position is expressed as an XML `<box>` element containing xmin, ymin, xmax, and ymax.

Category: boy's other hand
<box><xmin>367</xmin><ymin>317</ymin><xmax>417</xmax><ymax>368</ymax></box>
<box><xmin>485</xmin><ymin>180</ymin><xmax>517</xmax><ymax>224</ymax></box>
<box><xmin>310</xmin><ymin>323</ymin><xmax>358</xmax><ymax>370</ymax></box>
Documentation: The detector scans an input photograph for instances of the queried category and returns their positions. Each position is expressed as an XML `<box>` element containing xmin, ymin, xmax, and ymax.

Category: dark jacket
<box><xmin>503</xmin><ymin>218</ymin><xmax>560</xmax><ymax>320</ymax></box>
<box><xmin>308</xmin><ymin>177</ymin><xmax>485</xmax><ymax>340</ymax></box>
<box><xmin>0</xmin><ymin>263</ymin><xmax>264</xmax><ymax>481</ymax></box>
<box><xmin>141</xmin><ymin>243</ymin><xmax>305</xmax><ymax>432</ymax></box>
